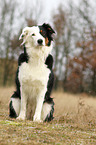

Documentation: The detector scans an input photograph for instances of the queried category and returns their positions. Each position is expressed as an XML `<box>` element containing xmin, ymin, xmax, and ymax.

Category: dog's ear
<box><xmin>42</xmin><ymin>23</ymin><xmax>55</xmax><ymax>35</ymax></box>
<box><xmin>19</xmin><ymin>27</ymin><xmax>30</xmax><ymax>46</ymax></box>
<box><xmin>19</xmin><ymin>27</ymin><xmax>30</xmax><ymax>40</ymax></box>
<box><xmin>41</xmin><ymin>23</ymin><xmax>55</xmax><ymax>42</ymax></box>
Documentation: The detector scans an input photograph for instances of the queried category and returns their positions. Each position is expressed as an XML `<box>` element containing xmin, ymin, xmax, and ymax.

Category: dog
<box><xmin>9</xmin><ymin>23</ymin><xmax>55</xmax><ymax>122</ymax></box>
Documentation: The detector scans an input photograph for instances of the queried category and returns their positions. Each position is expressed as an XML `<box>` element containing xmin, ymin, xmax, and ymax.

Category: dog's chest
<box><xmin>18</xmin><ymin>62</ymin><xmax>50</xmax><ymax>87</ymax></box>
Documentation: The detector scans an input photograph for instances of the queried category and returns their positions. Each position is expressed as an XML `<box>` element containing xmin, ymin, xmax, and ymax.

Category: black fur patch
<box><xmin>14</xmin><ymin>45</ymin><xmax>29</xmax><ymax>99</ymax></box>
<box><xmin>18</xmin><ymin>46</ymin><xmax>29</xmax><ymax>66</ymax></box>
<box><xmin>45</xmin><ymin>54</ymin><xmax>53</xmax><ymax>70</ymax></box>
<box><xmin>44</xmin><ymin>102</ymin><xmax>54</xmax><ymax>122</ymax></box>
<box><xmin>9</xmin><ymin>100</ymin><xmax>17</xmax><ymax>118</ymax></box>
<box><xmin>39</xmin><ymin>23</ymin><xmax>55</xmax><ymax>46</ymax></box>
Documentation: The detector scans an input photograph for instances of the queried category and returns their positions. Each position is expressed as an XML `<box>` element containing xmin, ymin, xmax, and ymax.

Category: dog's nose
<box><xmin>37</xmin><ymin>39</ymin><xmax>43</xmax><ymax>45</ymax></box>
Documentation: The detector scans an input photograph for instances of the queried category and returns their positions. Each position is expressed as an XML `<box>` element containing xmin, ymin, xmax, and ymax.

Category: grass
<box><xmin>0</xmin><ymin>87</ymin><xmax>96</xmax><ymax>144</ymax></box>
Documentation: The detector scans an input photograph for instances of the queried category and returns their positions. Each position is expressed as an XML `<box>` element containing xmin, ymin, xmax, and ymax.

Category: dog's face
<box><xmin>19</xmin><ymin>23</ymin><xmax>55</xmax><ymax>48</ymax></box>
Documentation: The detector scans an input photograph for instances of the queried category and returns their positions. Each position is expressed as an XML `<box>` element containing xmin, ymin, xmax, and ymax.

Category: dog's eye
<box><xmin>32</xmin><ymin>33</ymin><xmax>35</xmax><ymax>36</ymax></box>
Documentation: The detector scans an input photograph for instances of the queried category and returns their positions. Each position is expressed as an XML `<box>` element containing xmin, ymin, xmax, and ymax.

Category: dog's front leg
<box><xmin>17</xmin><ymin>89</ymin><xmax>27</xmax><ymax>120</ymax></box>
<box><xmin>33</xmin><ymin>89</ymin><xmax>45</xmax><ymax>122</ymax></box>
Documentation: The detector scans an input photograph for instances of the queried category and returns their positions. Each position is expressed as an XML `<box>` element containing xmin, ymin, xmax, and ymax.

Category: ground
<box><xmin>0</xmin><ymin>87</ymin><xmax>96</xmax><ymax>145</ymax></box>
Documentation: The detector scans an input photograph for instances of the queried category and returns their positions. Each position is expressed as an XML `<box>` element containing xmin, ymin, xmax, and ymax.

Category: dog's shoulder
<box><xmin>18</xmin><ymin>53</ymin><xmax>27</xmax><ymax>66</ymax></box>
<box><xmin>18</xmin><ymin>52</ymin><xmax>29</xmax><ymax>67</ymax></box>
<box><xmin>45</xmin><ymin>54</ymin><xmax>53</xmax><ymax>70</ymax></box>
<box><xmin>17</xmin><ymin>46</ymin><xmax>29</xmax><ymax>66</ymax></box>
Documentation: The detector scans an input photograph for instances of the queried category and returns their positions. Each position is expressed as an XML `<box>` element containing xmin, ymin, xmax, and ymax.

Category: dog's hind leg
<box><xmin>41</xmin><ymin>100</ymin><xmax>54</xmax><ymax>122</ymax></box>
<box><xmin>9</xmin><ymin>92</ymin><xmax>21</xmax><ymax>118</ymax></box>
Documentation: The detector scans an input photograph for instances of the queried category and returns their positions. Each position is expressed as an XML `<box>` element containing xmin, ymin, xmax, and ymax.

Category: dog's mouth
<box><xmin>36</xmin><ymin>44</ymin><xmax>44</xmax><ymax>49</ymax></box>
<box><xmin>38</xmin><ymin>44</ymin><xmax>44</xmax><ymax>47</ymax></box>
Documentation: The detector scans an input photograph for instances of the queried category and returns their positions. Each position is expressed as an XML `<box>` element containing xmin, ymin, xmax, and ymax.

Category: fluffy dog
<box><xmin>9</xmin><ymin>23</ymin><xmax>55</xmax><ymax>122</ymax></box>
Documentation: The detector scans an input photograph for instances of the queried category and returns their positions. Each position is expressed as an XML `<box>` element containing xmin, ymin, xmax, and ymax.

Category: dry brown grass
<box><xmin>0</xmin><ymin>87</ymin><xmax>96</xmax><ymax>144</ymax></box>
<box><xmin>53</xmin><ymin>91</ymin><xmax>96</xmax><ymax>123</ymax></box>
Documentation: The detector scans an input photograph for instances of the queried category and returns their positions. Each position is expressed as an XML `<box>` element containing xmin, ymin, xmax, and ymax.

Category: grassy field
<box><xmin>0</xmin><ymin>87</ymin><xmax>96</xmax><ymax>145</ymax></box>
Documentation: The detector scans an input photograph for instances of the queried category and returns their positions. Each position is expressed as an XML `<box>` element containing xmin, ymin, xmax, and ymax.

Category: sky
<box><xmin>38</xmin><ymin>0</ymin><xmax>95</xmax><ymax>25</ymax></box>
<box><xmin>6</xmin><ymin>0</ymin><xmax>95</xmax><ymax>36</ymax></box>
<box><xmin>41</xmin><ymin>0</ymin><xmax>67</xmax><ymax>24</ymax></box>
<box><xmin>23</xmin><ymin>0</ymin><xmax>80</xmax><ymax>24</ymax></box>
<box><xmin>18</xmin><ymin>0</ymin><xmax>69</xmax><ymax>24</ymax></box>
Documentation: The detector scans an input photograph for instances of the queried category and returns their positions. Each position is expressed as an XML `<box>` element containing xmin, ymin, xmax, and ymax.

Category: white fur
<box><xmin>11</xmin><ymin>98</ymin><xmax>21</xmax><ymax>116</ymax></box>
<box><xmin>41</xmin><ymin>103</ymin><xmax>52</xmax><ymax>121</ymax></box>
<box><xmin>17</xmin><ymin>26</ymin><xmax>52</xmax><ymax>122</ymax></box>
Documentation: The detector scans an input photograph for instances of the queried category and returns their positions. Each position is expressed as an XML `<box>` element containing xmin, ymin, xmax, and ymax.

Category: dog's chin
<box><xmin>36</xmin><ymin>44</ymin><xmax>44</xmax><ymax>48</ymax></box>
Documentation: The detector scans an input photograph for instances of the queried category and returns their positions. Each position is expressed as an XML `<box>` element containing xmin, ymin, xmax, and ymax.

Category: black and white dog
<box><xmin>9</xmin><ymin>23</ymin><xmax>55</xmax><ymax>122</ymax></box>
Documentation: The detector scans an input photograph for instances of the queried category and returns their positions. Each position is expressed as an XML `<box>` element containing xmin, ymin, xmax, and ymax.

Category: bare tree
<box><xmin>24</xmin><ymin>0</ymin><xmax>43</xmax><ymax>26</ymax></box>
<box><xmin>52</xmin><ymin>6</ymin><xmax>66</xmax><ymax>89</ymax></box>
<box><xmin>65</xmin><ymin>0</ymin><xmax>96</xmax><ymax>94</ymax></box>
<box><xmin>0</xmin><ymin>0</ymin><xmax>44</xmax><ymax>86</ymax></box>
<box><xmin>52</xmin><ymin>4</ymin><xmax>75</xmax><ymax>90</ymax></box>
<box><xmin>1</xmin><ymin>0</ymin><xmax>17</xmax><ymax>85</ymax></box>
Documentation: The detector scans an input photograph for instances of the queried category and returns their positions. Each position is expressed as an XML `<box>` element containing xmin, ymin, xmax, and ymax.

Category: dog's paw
<box><xmin>17</xmin><ymin>115</ymin><xmax>25</xmax><ymax>120</ymax></box>
<box><xmin>33</xmin><ymin>115</ymin><xmax>42</xmax><ymax>122</ymax></box>
<box><xmin>33</xmin><ymin>119</ymin><xmax>43</xmax><ymax>123</ymax></box>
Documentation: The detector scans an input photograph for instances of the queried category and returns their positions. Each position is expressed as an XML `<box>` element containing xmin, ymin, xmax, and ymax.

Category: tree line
<box><xmin>0</xmin><ymin>0</ymin><xmax>96</xmax><ymax>95</ymax></box>
<box><xmin>52</xmin><ymin>0</ymin><xmax>96</xmax><ymax>94</ymax></box>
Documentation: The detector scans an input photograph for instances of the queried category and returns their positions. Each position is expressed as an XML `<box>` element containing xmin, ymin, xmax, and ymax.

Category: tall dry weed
<box><xmin>53</xmin><ymin>91</ymin><xmax>96</xmax><ymax>126</ymax></box>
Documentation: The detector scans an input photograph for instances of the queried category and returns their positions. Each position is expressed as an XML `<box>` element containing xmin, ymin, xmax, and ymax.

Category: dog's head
<box><xmin>19</xmin><ymin>23</ymin><xmax>55</xmax><ymax>59</ymax></box>
<box><xmin>19</xmin><ymin>23</ymin><xmax>55</xmax><ymax>48</ymax></box>
<box><xmin>39</xmin><ymin>23</ymin><xmax>55</xmax><ymax>46</ymax></box>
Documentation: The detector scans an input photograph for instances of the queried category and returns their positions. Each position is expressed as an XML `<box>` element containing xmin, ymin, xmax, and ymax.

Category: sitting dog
<box><xmin>9</xmin><ymin>23</ymin><xmax>55</xmax><ymax>122</ymax></box>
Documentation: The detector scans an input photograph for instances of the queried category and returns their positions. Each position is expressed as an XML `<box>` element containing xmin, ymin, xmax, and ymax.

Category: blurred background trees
<box><xmin>0</xmin><ymin>0</ymin><xmax>96</xmax><ymax>95</ymax></box>
<box><xmin>0</xmin><ymin>0</ymin><xmax>42</xmax><ymax>85</ymax></box>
